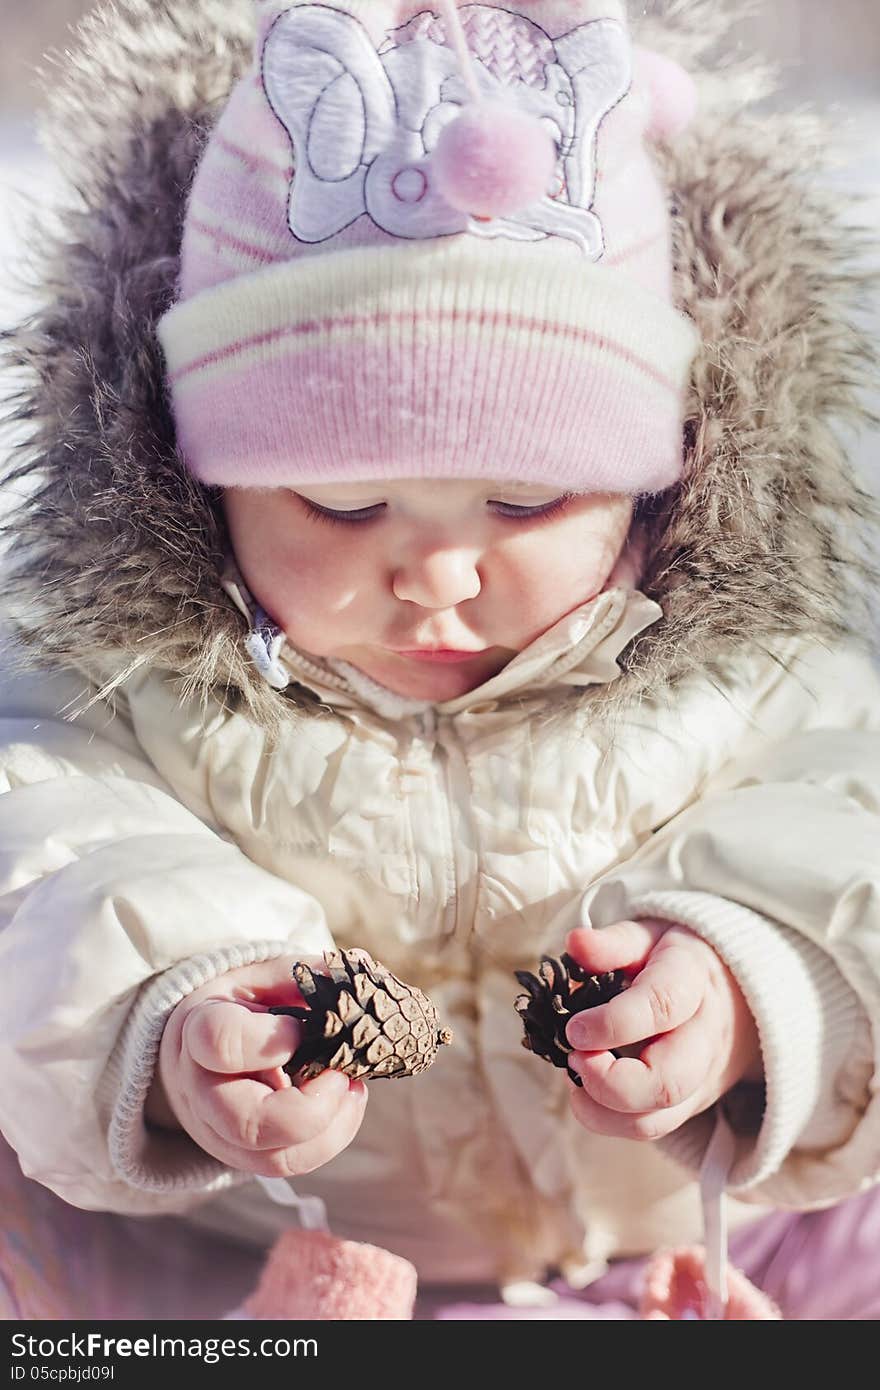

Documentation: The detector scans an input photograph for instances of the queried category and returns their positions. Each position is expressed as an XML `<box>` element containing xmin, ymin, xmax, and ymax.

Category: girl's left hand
<box><xmin>564</xmin><ymin>919</ymin><xmax>763</xmax><ymax>1142</ymax></box>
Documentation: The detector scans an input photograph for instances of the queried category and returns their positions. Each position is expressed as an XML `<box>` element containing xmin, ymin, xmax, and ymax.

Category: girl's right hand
<box><xmin>148</xmin><ymin>955</ymin><xmax>368</xmax><ymax>1178</ymax></box>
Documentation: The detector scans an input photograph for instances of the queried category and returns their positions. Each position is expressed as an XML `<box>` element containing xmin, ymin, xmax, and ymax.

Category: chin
<box><xmin>354</xmin><ymin>653</ymin><xmax>499</xmax><ymax>701</ymax></box>
<box><xmin>377</xmin><ymin>668</ymin><xmax>483</xmax><ymax>700</ymax></box>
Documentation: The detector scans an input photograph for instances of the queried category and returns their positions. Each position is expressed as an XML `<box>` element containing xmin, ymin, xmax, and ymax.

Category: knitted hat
<box><xmin>157</xmin><ymin>0</ymin><xmax>700</xmax><ymax>493</ymax></box>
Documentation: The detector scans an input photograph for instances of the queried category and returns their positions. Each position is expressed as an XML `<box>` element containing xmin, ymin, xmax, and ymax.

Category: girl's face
<box><xmin>223</xmin><ymin>480</ymin><xmax>634</xmax><ymax>701</ymax></box>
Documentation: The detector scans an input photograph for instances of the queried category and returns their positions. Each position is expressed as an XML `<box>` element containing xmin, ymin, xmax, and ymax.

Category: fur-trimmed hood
<box><xmin>1</xmin><ymin>0</ymin><xmax>878</xmax><ymax>738</ymax></box>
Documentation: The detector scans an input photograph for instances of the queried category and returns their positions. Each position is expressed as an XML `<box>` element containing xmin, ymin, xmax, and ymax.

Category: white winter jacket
<box><xmin>1</xmin><ymin>563</ymin><xmax>878</xmax><ymax>1286</ymax></box>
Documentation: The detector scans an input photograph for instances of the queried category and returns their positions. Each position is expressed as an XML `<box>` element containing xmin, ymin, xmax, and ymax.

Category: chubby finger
<box><xmin>566</xmin><ymin>944</ymin><xmax>702</xmax><ymax>1051</ymax></box>
<box><xmin>254</xmin><ymin>1064</ymin><xmax>294</xmax><ymax>1091</ymax></box>
<box><xmin>567</xmin><ymin>1076</ymin><xmax>693</xmax><ymax>1142</ymax></box>
<box><xmin>199</xmin><ymin>1066</ymin><xmax>355</xmax><ymax>1150</ymax></box>
<box><xmin>182</xmin><ymin>1000</ymin><xmax>302</xmax><ymax>1075</ymax></box>
<box><xmin>219</xmin><ymin>953</ymin><xmax>320</xmax><ymax>1010</ymax></box>
<box><xmin>250</xmin><ymin>1084</ymin><xmax>369</xmax><ymax>1180</ymax></box>
<box><xmin>565</xmin><ymin>920</ymin><xmax>667</xmax><ymax>975</ymax></box>
<box><xmin>569</xmin><ymin>1011</ymin><xmax>710</xmax><ymax>1113</ymax></box>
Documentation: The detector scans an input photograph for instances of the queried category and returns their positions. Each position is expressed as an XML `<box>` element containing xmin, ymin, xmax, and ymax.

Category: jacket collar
<box><xmin>221</xmin><ymin>558</ymin><xmax>663</xmax><ymax>722</ymax></box>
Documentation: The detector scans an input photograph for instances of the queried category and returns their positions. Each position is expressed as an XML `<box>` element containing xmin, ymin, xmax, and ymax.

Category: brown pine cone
<box><xmin>514</xmin><ymin>952</ymin><xmax>627</xmax><ymax>1086</ymax></box>
<box><xmin>270</xmin><ymin>949</ymin><xmax>452</xmax><ymax>1082</ymax></box>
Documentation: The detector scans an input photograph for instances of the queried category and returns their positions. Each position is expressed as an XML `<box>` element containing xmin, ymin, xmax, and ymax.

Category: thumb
<box><xmin>565</xmin><ymin>918</ymin><xmax>669</xmax><ymax>974</ymax></box>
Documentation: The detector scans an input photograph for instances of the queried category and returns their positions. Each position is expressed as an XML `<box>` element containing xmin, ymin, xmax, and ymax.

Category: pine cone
<box><xmin>514</xmin><ymin>953</ymin><xmax>627</xmax><ymax>1087</ymax></box>
<box><xmin>270</xmin><ymin>949</ymin><xmax>453</xmax><ymax>1082</ymax></box>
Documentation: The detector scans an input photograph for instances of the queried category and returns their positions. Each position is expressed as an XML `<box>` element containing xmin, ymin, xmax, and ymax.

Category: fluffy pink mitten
<box><xmin>239</xmin><ymin>1229</ymin><xmax>417</xmax><ymax>1321</ymax></box>
<box><xmin>640</xmin><ymin>1246</ymin><xmax>782</xmax><ymax>1320</ymax></box>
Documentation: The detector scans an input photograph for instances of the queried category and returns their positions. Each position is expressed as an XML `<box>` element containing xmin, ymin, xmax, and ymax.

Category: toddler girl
<box><xmin>1</xmin><ymin>0</ymin><xmax>879</xmax><ymax>1319</ymax></box>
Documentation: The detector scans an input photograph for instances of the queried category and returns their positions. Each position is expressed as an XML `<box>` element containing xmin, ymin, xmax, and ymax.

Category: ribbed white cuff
<box><xmin>584</xmin><ymin>889</ymin><xmax>862</xmax><ymax>1190</ymax></box>
<box><xmin>103</xmin><ymin>940</ymin><xmax>299</xmax><ymax>1196</ymax></box>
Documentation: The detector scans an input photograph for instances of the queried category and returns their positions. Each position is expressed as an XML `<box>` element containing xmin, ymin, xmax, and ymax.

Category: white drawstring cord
<box><xmin>436</xmin><ymin>0</ymin><xmax>481</xmax><ymax>102</ymax></box>
<box><xmin>700</xmin><ymin>1108</ymin><xmax>737</xmax><ymax>1319</ymax></box>
<box><xmin>257</xmin><ymin>1176</ymin><xmax>329</xmax><ymax>1230</ymax></box>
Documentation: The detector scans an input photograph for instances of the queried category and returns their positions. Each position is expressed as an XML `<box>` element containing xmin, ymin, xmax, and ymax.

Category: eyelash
<box><xmin>298</xmin><ymin>494</ymin><xmax>574</xmax><ymax>527</ymax></box>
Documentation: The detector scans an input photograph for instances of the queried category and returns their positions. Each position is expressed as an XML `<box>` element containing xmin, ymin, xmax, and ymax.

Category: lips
<box><xmin>394</xmin><ymin>649</ymin><xmax>487</xmax><ymax>663</ymax></box>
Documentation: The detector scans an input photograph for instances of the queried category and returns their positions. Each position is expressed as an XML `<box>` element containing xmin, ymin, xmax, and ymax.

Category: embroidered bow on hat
<box><xmin>157</xmin><ymin>1</ymin><xmax>700</xmax><ymax>494</ymax></box>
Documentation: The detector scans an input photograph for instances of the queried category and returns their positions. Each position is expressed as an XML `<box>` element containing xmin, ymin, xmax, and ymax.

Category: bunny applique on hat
<box><xmin>157</xmin><ymin>0</ymin><xmax>700</xmax><ymax>495</ymax></box>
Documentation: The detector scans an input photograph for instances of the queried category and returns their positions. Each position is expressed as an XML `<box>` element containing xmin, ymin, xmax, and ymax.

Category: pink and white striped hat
<box><xmin>157</xmin><ymin>0</ymin><xmax>700</xmax><ymax>494</ymax></box>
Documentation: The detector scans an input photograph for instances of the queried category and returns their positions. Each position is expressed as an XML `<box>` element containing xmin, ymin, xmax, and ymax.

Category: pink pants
<box><xmin>1</xmin><ymin>1137</ymin><xmax>878</xmax><ymax>1320</ymax></box>
<box><xmin>418</xmin><ymin>1190</ymin><xmax>880</xmax><ymax>1320</ymax></box>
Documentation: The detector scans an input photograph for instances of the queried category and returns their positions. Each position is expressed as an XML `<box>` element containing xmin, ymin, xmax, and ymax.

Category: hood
<box><xmin>1</xmin><ymin>0</ymin><xmax>878</xmax><ymax>739</ymax></box>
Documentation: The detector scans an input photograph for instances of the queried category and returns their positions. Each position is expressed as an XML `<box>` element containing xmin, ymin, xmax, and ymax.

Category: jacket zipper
<box><xmin>422</xmin><ymin>709</ymin><xmax>569</xmax><ymax>1278</ymax></box>
<box><xmin>421</xmin><ymin>711</ymin><xmax>554</xmax><ymax>1280</ymax></box>
<box><xmin>422</xmin><ymin>709</ymin><xmax>480</xmax><ymax>941</ymax></box>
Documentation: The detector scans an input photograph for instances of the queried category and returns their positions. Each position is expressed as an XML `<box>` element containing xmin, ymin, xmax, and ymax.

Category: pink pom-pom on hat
<box><xmin>430</xmin><ymin>0</ymin><xmax>556</xmax><ymax>219</ymax></box>
<box><xmin>432</xmin><ymin>100</ymin><xmax>557</xmax><ymax>219</ymax></box>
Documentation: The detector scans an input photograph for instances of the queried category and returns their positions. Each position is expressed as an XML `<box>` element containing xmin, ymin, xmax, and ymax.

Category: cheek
<box><xmin>223</xmin><ymin>495</ymin><xmax>372</xmax><ymax>651</ymax></box>
<box><xmin>499</xmin><ymin>528</ymin><xmax>621</xmax><ymax>623</ymax></box>
<box><xmin>266</xmin><ymin>530</ymin><xmax>382</xmax><ymax>646</ymax></box>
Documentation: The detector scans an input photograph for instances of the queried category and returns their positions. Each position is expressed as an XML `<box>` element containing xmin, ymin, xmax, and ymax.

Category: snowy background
<box><xmin>1</xmin><ymin>1</ymin><xmax>878</xmax><ymax>476</ymax></box>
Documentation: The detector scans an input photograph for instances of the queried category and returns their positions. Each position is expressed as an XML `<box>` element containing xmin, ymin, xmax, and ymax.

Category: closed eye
<box><xmin>297</xmin><ymin>498</ymin><xmax>386</xmax><ymax>527</ymax></box>
<box><xmin>296</xmin><ymin>494</ymin><xmax>574</xmax><ymax>527</ymax></box>
<box><xmin>490</xmin><ymin>494</ymin><xmax>573</xmax><ymax>521</ymax></box>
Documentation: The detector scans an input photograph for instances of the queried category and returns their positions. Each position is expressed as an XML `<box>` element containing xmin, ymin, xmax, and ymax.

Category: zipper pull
<box><xmin>421</xmin><ymin>707</ymin><xmax>437</xmax><ymax>739</ymax></box>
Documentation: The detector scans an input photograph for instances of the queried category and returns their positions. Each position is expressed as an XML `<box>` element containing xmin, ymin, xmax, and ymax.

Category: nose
<box><xmin>392</xmin><ymin>546</ymin><xmax>482</xmax><ymax>608</ymax></box>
